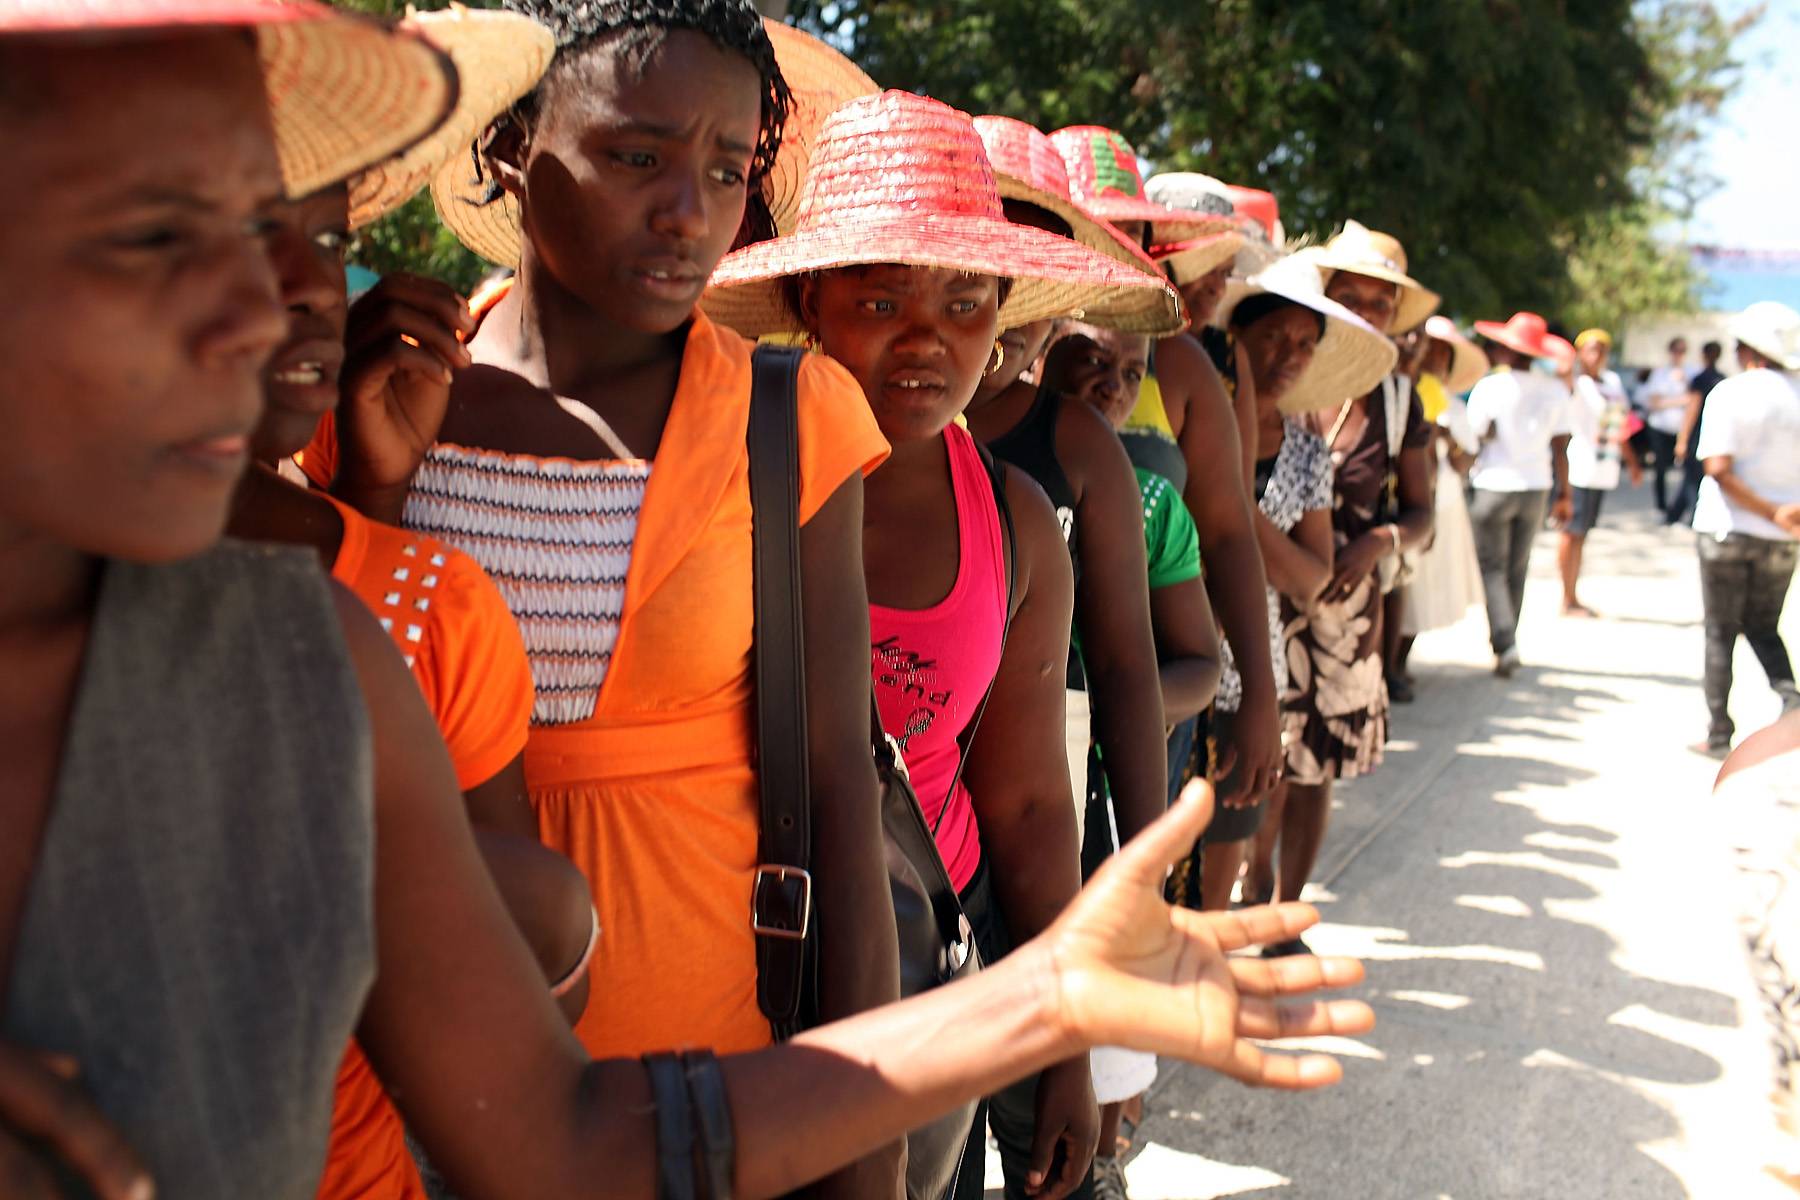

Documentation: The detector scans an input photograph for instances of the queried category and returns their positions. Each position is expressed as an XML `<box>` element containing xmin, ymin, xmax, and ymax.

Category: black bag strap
<box><xmin>746</xmin><ymin>344</ymin><xmax>812</xmax><ymax>1038</ymax></box>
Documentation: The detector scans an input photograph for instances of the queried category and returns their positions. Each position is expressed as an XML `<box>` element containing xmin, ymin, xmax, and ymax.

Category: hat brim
<box><xmin>255</xmin><ymin>15</ymin><xmax>459</xmax><ymax>199</ymax></box>
<box><xmin>1074</xmin><ymin>193</ymin><xmax>1236</xmax><ymax>246</ymax></box>
<box><xmin>1217</xmin><ymin>276</ymin><xmax>1400</xmax><ymax>415</ymax></box>
<box><xmin>1440</xmin><ymin>339</ymin><xmax>1491</xmax><ymax>394</ymax></box>
<box><xmin>349</xmin><ymin>9</ymin><xmax>553</xmax><ymax>229</ymax></box>
<box><xmin>993</xmin><ymin>175</ymin><xmax>1186</xmax><ymax>335</ymax></box>
<box><xmin>1472</xmin><ymin>320</ymin><xmax>1566</xmax><ymax>362</ymax></box>
<box><xmin>1151</xmin><ymin>232</ymin><xmax>1247</xmax><ymax>287</ymax></box>
<box><xmin>701</xmin><ymin>211</ymin><xmax>1181</xmax><ymax>338</ymax></box>
<box><xmin>1304</xmin><ymin>253</ymin><xmax>1440</xmax><ymax>334</ymax></box>
<box><xmin>762</xmin><ymin>22</ymin><xmax>879</xmax><ymax>236</ymax></box>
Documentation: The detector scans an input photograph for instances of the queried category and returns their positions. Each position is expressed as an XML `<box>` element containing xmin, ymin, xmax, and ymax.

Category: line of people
<box><xmin>15</xmin><ymin>0</ymin><xmax>1741</xmax><ymax>1196</ymax></box>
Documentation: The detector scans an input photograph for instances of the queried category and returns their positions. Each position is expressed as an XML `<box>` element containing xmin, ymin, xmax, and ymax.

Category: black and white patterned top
<box><xmin>1216</xmin><ymin>418</ymin><xmax>1334</xmax><ymax>713</ymax></box>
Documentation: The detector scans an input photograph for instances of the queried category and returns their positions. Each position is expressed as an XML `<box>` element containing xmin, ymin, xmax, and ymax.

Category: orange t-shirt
<box><xmin>309</xmin><ymin>300</ymin><xmax>888</xmax><ymax>1058</ymax></box>
<box><xmin>315</xmin><ymin>494</ymin><xmax>535</xmax><ymax>1200</ymax></box>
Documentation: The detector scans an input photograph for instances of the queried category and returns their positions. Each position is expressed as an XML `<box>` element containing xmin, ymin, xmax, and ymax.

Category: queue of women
<box><xmin>0</xmin><ymin>0</ymin><xmax>1608</xmax><ymax>1196</ymax></box>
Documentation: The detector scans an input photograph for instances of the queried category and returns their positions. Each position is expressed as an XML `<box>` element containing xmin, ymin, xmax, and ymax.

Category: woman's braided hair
<box><xmin>476</xmin><ymin>0</ymin><xmax>791</xmax><ymax>237</ymax></box>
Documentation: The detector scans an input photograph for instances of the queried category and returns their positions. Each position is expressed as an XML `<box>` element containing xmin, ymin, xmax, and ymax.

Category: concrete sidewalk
<box><xmin>1114</xmin><ymin>482</ymin><xmax>1800</xmax><ymax>1199</ymax></box>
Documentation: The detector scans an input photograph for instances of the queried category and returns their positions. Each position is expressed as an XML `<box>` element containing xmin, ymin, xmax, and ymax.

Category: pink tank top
<box><xmin>870</xmin><ymin>424</ymin><xmax>1008</xmax><ymax>891</ymax></box>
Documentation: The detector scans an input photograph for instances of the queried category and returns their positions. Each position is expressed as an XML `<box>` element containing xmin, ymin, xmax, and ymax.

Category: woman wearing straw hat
<box><xmin>1558</xmin><ymin>328</ymin><xmax>1644</xmax><ymax>618</ymax></box>
<box><xmin>1048</xmin><ymin>125</ymin><xmax>1287</xmax><ymax>819</ymax></box>
<box><xmin>1200</xmin><ymin>259</ymin><xmax>1397</xmax><ymax>935</ymax></box>
<box><xmin>1397</xmin><ymin>317</ymin><xmax>1489</xmax><ymax>652</ymax></box>
<box><xmin>1690</xmin><ymin>301</ymin><xmax>1800</xmax><ymax>756</ymax></box>
<box><xmin>1464</xmin><ymin>311</ymin><xmax>1577</xmax><ymax>676</ymax></box>
<box><xmin>707</xmin><ymin>89</ymin><xmax>1182</xmax><ymax>1200</ymax></box>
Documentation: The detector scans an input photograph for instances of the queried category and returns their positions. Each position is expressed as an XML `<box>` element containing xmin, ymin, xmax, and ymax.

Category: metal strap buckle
<box><xmin>751</xmin><ymin>864</ymin><xmax>813</xmax><ymax>941</ymax></box>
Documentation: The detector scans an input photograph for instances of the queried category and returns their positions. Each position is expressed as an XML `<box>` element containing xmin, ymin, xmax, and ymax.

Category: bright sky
<box><xmin>1689</xmin><ymin>0</ymin><xmax>1800</xmax><ymax>250</ymax></box>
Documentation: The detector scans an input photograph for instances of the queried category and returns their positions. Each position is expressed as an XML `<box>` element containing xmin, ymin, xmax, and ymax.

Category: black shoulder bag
<box><xmin>747</xmin><ymin>345</ymin><xmax>1013</xmax><ymax>1200</ymax></box>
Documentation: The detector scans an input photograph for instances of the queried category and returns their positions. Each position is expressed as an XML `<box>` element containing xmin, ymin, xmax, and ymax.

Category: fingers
<box><xmin>351</xmin><ymin>273</ymin><xmax>475</xmax><ymax>339</ymax></box>
<box><xmin>1235</xmin><ymin>996</ymin><xmax>1376</xmax><ymax>1042</ymax></box>
<box><xmin>0</xmin><ymin>1045</ymin><xmax>153</xmax><ymax>1200</ymax></box>
<box><xmin>346</xmin><ymin>300</ymin><xmax>472</xmax><ymax>373</ymax></box>
<box><xmin>1228</xmin><ymin>952</ymin><xmax>1367</xmax><ymax>996</ymax></box>
<box><xmin>1226</xmin><ymin>1039</ymin><xmax>1349</xmax><ymax>1090</ymax></box>
<box><xmin>1112</xmin><ymin>781</ymin><xmax>1213</xmax><ymax>883</ymax></box>
<box><xmin>1179</xmin><ymin>901</ymin><xmax>1319</xmax><ymax>954</ymax></box>
<box><xmin>1023</xmin><ymin>1122</ymin><xmax>1061</xmax><ymax>1196</ymax></box>
<box><xmin>344</xmin><ymin>341</ymin><xmax>461</xmax><ymax>401</ymax></box>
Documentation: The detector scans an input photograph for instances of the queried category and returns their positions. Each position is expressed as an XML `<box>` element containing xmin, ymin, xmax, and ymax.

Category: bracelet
<box><xmin>549</xmin><ymin>905</ymin><xmax>600</xmax><ymax>999</ymax></box>
<box><xmin>1385</xmin><ymin>523</ymin><xmax>1401</xmax><ymax>552</ymax></box>
<box><xmin>682</xmin><ymin>1051</ymin><xmax>735</xmax><ymax>1200</ymax></box>
<box><xmin>645</xmin><ymin>1053</ymin><xmax>698</xmax><ymax>1200</ymax></box>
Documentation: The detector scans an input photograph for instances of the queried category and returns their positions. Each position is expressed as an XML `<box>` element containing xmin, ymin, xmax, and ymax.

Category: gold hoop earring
<box><xmin>984</xmin><ymin>340</ymin><xmax>1006</xmax><ymax>378</ymax></box>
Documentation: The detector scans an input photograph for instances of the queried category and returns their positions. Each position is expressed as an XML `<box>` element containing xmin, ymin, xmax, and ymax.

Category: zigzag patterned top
<box><xmin>403</xmin><ymin>442</ymin><xmax>651</xmax><ymax>727</ymax></box>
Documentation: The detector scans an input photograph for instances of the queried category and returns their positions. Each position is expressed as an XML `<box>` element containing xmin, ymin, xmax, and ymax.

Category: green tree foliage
<box><xmin>789</xmin><ymin>0</ymin><xmax>1756</xmax><ymax>324</ymax></box>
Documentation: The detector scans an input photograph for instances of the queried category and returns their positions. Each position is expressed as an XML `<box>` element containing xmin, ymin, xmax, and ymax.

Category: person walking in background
<box><xmin>1640</xmin><ymin>335</ymin><xmax>1693</xmax><ymax>518</ymax></box>
<box><xmin>1690</xmin><ymin>302</ymin><xmax>1800</xmax><ymax>757</ymax></box>
<box><xmin>1671</xmin><ymin>340</ymin><xmax>1729</xmax><ymax>526</ymax></box>
<box><xmin>1557</xmin><ymin>328</ymin><xmax>1642</xmax><ymax>617</ymax></box>
<box><xmin>1465</xmin><ymin>312</ymin><xmax>1576</xmax><ymax>677</ymax></box>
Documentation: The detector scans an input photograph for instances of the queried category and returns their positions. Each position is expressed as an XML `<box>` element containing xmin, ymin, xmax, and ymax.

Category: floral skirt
<box><xmin>1281</xmin><ymin>569</ymin><xmax>1387</xmax><ymax>786</ymax></box>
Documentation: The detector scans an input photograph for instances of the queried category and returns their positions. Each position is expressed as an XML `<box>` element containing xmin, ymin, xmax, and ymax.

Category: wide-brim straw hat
<box><xmin>1297</xmin><ymin>219</ymin><xmax>1440</xmax><ymax>334</ymax></box>
<box><xmin>972</xmin><ymin>115</ymin><xmax>1185</xmax><ymax>336</ymax></box>
<box><xmin>1150</xmin><ymin>231</ymin><xmax>1251</xmax><ymax>289</ymax></box>
<box><xmin>1731</xmin><ymin>301</ymin><xmax>1800</xmax><ymax>371</ymax></box>
<box><xmin>1216</xmin><ymin>255</ymin><xmax>1399</xmax><ymax>415</ymax></box>
<box><xmin>702</xmin><ymin>92</ymin><xmax>1181</xmax><ymax>338</ymax></box>
<box><xmin>349</xmin><ymin>6</ymin><xmax>552</xmax><ymax>229</ymax></box>
<box><xmin>1048</xmin><ymin>126</ymin><xmax>1235</xmax><ymax>245</ymax></box>
<box><xmin>1424</xmin><ymin>315</ymin><xmax>1490</xmax><ymax>393</ymax></box>
<box><xmin>8</xmin><ymin>0</ymin><xmax>459</xmax><ymax>200</ymax></box>
<box><xmin>431</xmin><ymin>16</ymin><xmax>874</xmax><ymax>266</ymax></box>
<box><xmin>1145</xmin><ymin>172</ymin><xmax>1281</xmax><ymax>275</ymax></box>
<box><xmin>762</xmin><ymin>21</ymin><xmax>878</xmax><ymax>235</ymax></box>
<box><xmin>1472</xmin><ymin>311</ymin><xmax>1571</xmax><ymax>362</ymax></box>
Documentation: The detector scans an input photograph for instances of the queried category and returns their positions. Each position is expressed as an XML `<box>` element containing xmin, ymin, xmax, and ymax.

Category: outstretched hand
<box><xmin>1045</xmin><ymin>781</ymin><xmax>1373</xmax><ymax>1089</ymax></box>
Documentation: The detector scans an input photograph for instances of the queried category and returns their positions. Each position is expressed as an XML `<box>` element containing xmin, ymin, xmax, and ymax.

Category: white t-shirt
<box><xmin>1640</xmin><ymin>363</ymin><xmax>1693</xmax><ymax>435</ymax></box>
<box><xmin>1693</xmin><ymin>368</ymin><xmax>1800</xmax><ymax>541</ymax></box>
<box><xmin>1567</xmin><ymin>370</ymin><xmax>1632</xmax><ymax>491</ymax></box>
<box><xmin>1468</xmin><ymin>368</ymin><xmax>1576</xmax><ymax>492</ymax></box>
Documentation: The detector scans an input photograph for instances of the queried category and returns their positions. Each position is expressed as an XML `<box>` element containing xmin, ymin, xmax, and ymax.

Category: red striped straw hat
<box><xmin>1472</xmin><ymin>311</ymin><xmax>1572</xmax><ymax>362</ymax></box>
<box><xmin>349</xmin><ymin>6</ymin><xmax>553</xmax><ymax>229</ymax></box>
<box><xmin>1048</xmin><ymin>125</ymin><xmax>1234</xmax><ymax>244</ymax></box>
<box><xmin>972</xmin><ymin>115</ymin><xmax>1186</xmax><ymax>335</ymax></box>
<box><xmin>4</xmin><ymin>0</ymin><xmax>458</xmax><ymax>199</ymax></box>
<box><xmin>703</xmin><ymin>91</ymin><xmax>1181</xmax><ymax>338</ymax></box>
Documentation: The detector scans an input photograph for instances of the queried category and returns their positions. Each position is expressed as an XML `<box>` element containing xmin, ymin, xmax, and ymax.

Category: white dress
<box><xmin>1404</xmin><ymin>398</ymin><xmax>1485</xmax><ymax>635</ymax></box>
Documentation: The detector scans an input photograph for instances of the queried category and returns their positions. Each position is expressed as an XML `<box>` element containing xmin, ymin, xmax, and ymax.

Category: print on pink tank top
<box><xmin>870</xmin><ymin>425</ymin><xmax>1009</xmax><ymax>891</ymax></box>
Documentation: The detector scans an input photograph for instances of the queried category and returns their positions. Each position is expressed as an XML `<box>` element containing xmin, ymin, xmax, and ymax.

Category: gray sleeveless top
<box><xmin>2</xmin><ymin>541</ymin><xmax>375</xmax><ymax>1198</ymax></box>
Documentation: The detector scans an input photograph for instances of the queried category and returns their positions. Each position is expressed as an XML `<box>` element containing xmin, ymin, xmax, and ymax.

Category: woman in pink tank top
<box><xmin>868</xmin><ymin>424</ymin><xmax>1009</xmax><ymax>891</ymax></box>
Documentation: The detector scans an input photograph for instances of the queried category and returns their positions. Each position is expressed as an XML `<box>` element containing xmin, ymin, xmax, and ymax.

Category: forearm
<box><xmin>1717</xmin><ymin>468</ymin><xmax>1782</xmax><ymax>523</ymax></box>
<box><xmin>330</xmin><ymin>475</ymin><xmax>412</xmax><ymax>526</ymax></box>
<box><xmin>1200</xmin><ymin>526</ymin><xmax>1276</xmax><ymax>707</ymax></box>
<box><xmin>1253</xmin><ymin>512</ymin><xmax>1328</xmax><ymax>605</ymax></box>
<box><xmin>810</xmin><ymin>780</ymin><xmax>901</xmax><ymax>1022</ymax></box>
<box><xmin>1550</xmin><ymin>437</ymin><xmax>1571</xmax><ymax>496</ymax></box>
<box><xmin>1085</xmin><ymin>655</ymin><xmax>1173</xmax><ymax>842</ymax></box>
<box><xmin>1159</xmin><ymin>657</ymin><xmax>1220</xmax><ymax>724</ymax></box>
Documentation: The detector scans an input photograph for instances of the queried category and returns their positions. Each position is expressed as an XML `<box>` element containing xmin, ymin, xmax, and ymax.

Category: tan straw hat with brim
<box><xmin>972</xmin><ymin>116</ymin><xmax>1185</xmax><ymax>336</ymax></box>
<box><xmin>1145</xmin><ymin>172</ymin><xmax>1280</xmax><ymax>275</ymax></box>
<box><xmin>1730</xmin><ymin>301</ymin><xmax>1800</xmax><ymax>371</ymax></box>
<box><xmin>348</xmin><ymin>6</ymin><xmax>553</xmax><ymax>230</ymax></box>
<box><xmin>1424</xmin><ymin>315</ymin><xmax>1491</xmax><ymax>394</ymax></box>
<box><xmin>1296</xmin><ymin>219</ymin><xmax>1440</xmax><ymax>334</ymax></box>
<box><xmin>7</xmin><ymin>0</ymin><xmax>460</xmax><ymax>200</ymax></box>
<box><xmin>762</xmin><ymin>21</ymin><xmax>878</xmax><ymax>235</ymax></box>
<box><xmin>1149</xmin><ymin>232</ymin><xmax>1250</xmax><ymax>289</ymax></box>
<box><xmin>702</xmin><ymin>92</ymin><xmax>1182</xmax><ymax>339</ymax></box>
<box><xmin>1216</xmin><ymin>254</ymin><xmax>1399</xmax><ymax>416</ymax></box>
<box><xmin>1048</xmin><ymin>127</ymin><xmax>1236</xmax><ymax>246</ymax></box>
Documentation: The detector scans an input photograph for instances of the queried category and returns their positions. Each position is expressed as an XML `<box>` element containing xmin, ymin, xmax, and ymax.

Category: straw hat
<box><xmin>1472</xmin><ymin>311</ymin><xmax>1572</xmax><ymax>362</ymax></box>
<box><xmin>761</xmin><ymin>21</ymin><xmax>878</xmax><ymax>235</ymax></box>
<box><xmin>1424</xmin><ymin>315</ymin><xmax>1491</xmax><ymax>394</ymax></box>
<box><xmin>1048</xmin><ymin>126</ymin><xmax>1235</xmax><ymax>245</ymax></box>
<box><xmin>431</xmin><ymin>16</ymin><xmax>873</xmax><ymax>266</ymax></box>
<box><xmin>7</xmin><ymin>0</ymin><xmax>460</xmax><ymax>200</ymax></box>
<box><xmin>1730</xmin><ymin>301</ymin><xmax>1800</xmax><ymax>371</ymax></box>
<box><xmin>1145</xmin><ymin>172</ymin><xmax>1282</xmax><ymax>274</ymax></box>
<box><xmin>349</xmin><ymin>6</ymin><xmax>553</xmax><ymax>229</ymax></box>
<box><xmin>1216</xmin><ymin>254</ymin><xmax>1399</xmax><ymax>415</ymax></box>
<box><xmin>702</xmin><ymin>92</ymin><xmax>1181</xmax><ymax>338</ymax></box>
<box><xmin>972</xmin><ymin>115</ymin><xmax>1185</xmax><ymax>336</ymax></box>
<box><xmin>1297</xmin><ymin>219</ymin><xmax>1440</xmax><ymax>334</ymax></box>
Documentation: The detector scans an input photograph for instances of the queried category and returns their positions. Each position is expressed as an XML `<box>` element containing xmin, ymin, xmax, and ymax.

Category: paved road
<box><xmin>1022</xmin><ymin>482</ymin><xmax>1800</xmax><ymax>1198</ymax></box>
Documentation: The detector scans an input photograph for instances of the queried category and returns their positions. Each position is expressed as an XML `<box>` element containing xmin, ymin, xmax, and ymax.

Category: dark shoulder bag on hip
<box><xmin>747</xmin><ymin>346</ymin><xmax>1011</xmax><ymax>1199</ymax></box>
